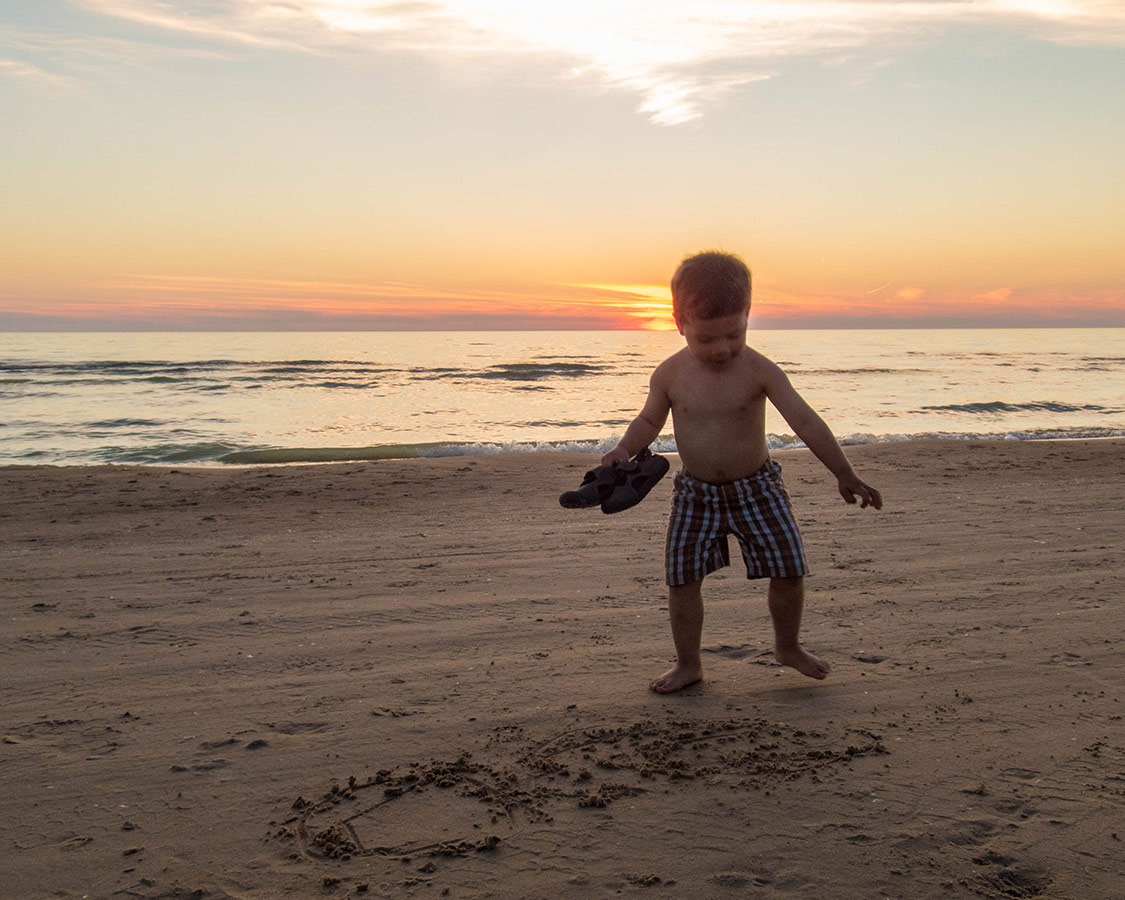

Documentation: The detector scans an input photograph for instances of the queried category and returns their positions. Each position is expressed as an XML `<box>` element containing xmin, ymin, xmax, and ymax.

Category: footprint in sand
<box><xmin>702</xmin><ymin>643</ymin><xmax>761</xmax><ymax>660</ymax></box>
<box><xmin>709</xmin><ymin>870</ymin><xmax>773</xmax><ymax>889</ymax></box>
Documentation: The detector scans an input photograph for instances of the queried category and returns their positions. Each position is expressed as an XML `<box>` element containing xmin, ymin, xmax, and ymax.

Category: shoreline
<box><xmin>4</xmin><ymin>426</ymin><xmax>1125</xmax><ymax>470</ymax></box>
<box><xmin>2</xmin><ymin>438</ymin><xmax>1123</xmax><ymax>899</ymax></box>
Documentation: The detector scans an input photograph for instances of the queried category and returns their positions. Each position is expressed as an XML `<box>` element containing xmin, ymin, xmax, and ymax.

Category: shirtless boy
<box><xmin>602</xmin><ymin>250</ymin><xmax>882</xmax><ymax>694</ymax></box>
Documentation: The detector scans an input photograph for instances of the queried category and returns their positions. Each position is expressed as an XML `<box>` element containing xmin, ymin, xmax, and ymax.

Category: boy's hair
<box><xmin>671</xmin><ymin>251</ymin><xmax>752</xmax><ymax>323</ymax></box>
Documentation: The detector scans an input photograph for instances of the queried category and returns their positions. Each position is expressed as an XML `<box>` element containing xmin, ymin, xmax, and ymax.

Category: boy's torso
<box><xmin>660</xmin><ymin>346</ymin><xmax>771</xmax><ymax>483</ymax></box>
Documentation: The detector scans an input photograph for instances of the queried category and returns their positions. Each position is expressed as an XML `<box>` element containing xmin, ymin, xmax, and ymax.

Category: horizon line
<box><xmin>3</xmin><ymin>323</ymin><xmax>1122</xmax><ymax>333</ymax></box>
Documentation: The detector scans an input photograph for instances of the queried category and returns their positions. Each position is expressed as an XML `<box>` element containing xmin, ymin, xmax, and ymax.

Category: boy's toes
<box><xmin>649</xmin><ymin>676</ymin><xmax>678</xmax><ymax>694</ymax></box>
<box><xmin>775</xmin><ymin>647</ymin><xmax>830</xmax><ymax>680</ymax></box>
<box><xmin>649</xmin><ymin>664</ymin><xmax>702</xmax><ymax>694</ymax></box>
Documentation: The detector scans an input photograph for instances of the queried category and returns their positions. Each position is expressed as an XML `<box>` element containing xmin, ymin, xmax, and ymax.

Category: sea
<box><xmin>1</xmin><ymin>329</ymin><xmax>1122</xmax><ymax>467</ymax></box>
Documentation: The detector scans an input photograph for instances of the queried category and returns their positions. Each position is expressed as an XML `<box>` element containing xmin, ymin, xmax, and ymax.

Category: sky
<box><xmin>1</xmin><ymin>0</ymin><xmax>1123</xmax><ymax>331</ymax></box>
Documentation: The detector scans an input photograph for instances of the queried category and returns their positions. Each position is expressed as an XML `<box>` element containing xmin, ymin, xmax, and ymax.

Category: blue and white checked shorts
<box><xmin>665</xmin><ymin>459</ymin><xmax>809</xmax><ymax>586</ymax></box>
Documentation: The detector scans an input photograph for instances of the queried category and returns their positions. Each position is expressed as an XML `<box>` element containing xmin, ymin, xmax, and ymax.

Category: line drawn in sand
<box><xmin>277</xmin><ymin>716</ymin><xmax>888</xmax><ymax>862</ymax></box>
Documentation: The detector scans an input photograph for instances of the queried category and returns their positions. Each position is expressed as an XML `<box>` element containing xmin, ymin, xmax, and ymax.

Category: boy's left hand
<box><xmin>838</xmin><ymin>474</ymin><xmax>882</xmax><ymax>510</ymax></box>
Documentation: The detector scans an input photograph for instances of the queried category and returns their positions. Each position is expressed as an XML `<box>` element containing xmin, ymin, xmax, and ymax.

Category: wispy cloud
<box><xmin>0</xmin><ymin>273</ymin><xmax>650</xmax><ymax>329</ymax></box>
<box><xmin>65</xmin><ymin>1</ymin><xmax>1125</xmax><ymax>124</ymax></box>
<box><xmin>974</xmin><ymin>287</ymin><xmax>1014</xmax><ymax>303</ymax></box>
<box><xmin>0</xmin><ymin>24</ymin><xmax>231</xmax><ymax>85</ymax></box>
<box><xmin>753</xmin><ymin>281</ymin><xmax>1125</xmax><ymax>326</ymax></box>
<box><xmin>5</xmin><ymin>273</ymin><xmax>1121</xmax><ymax>329</ymax></box>
<box><xmin>0</xmin><ymin>57</ymin><xmax>73</xmax><ymax>86</ymax></box>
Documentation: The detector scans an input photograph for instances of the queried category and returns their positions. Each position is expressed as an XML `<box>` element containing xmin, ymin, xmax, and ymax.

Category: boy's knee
<box><xmin>768</xmin><ymin>575</ymin><xmax>804</xmax><ymax>597</ymax></box>
<box><xmin>669</xmin><ymin>579</ymin><xmax>703</xmax><ymax>598</ymax></box>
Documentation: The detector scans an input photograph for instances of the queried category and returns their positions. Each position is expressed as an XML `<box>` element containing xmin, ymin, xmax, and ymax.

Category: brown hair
<box><xmin>670</xmin><ymin>250</ymin><xmax>751</xmax><ymax>323</ymax></box>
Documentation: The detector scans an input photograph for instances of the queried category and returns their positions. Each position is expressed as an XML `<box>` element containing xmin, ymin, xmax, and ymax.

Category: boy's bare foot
<box><xmin>774</xmin><ymin>645</ymin><xmax>830</xmax><ymax>680</ymax></box>
<box><xmin>649</xmin><ymin>662</ymin><xmax>703</xmax><ymax>694</ymax></box>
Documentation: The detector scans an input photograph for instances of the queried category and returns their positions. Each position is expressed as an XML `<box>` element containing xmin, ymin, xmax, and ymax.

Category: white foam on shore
<box><xmin>168</xmin><ymin>426</ymin><xmax>1125</xmax><ymax>467</ymax></box>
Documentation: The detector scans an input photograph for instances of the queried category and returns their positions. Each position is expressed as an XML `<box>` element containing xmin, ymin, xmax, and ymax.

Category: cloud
<box><xmin>0</xmin><ymin>25</ymin><xmax>231</xmax><ymax>84</ymax></box>
<box><xmin>0</xmin><ymin>273</ymin><xmax>649</xmax><ymax>329</ymax></box>
<box><xmin>6</xmin><ymin>273</ymin><xmax>1121</xmax><ymax>329</ymax></box>
<box><xmin>57</xmin><ymin>1</ymin><xmax>1125</xmax><ymax>122</ymax></box>
<box><xmin>974</xmin><ymin>287</ymin><xmax>1014</xmax><ymax>303</ymax></box>
<box><xmin>0</xmin><ymin>57</ymin><xmax>73</xmax><ymax>86</ymax></box>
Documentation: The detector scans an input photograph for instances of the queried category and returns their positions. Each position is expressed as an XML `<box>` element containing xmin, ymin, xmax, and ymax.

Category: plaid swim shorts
<box><xmin>665</xmin><ymin>459</ymin><xmax>809</xmax><ymax>586</ymax></box>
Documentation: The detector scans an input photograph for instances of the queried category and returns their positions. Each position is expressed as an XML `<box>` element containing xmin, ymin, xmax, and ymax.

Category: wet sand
<box><xmin>1</xmin><ymin>439</ymin><xmax>1122</xmax><ymax>899</ymax></box>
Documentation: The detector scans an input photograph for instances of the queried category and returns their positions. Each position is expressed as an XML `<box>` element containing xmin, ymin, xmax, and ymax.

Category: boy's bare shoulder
<box><xmin>651</xmin><ymin>347</ymin><xmax>692</xmax><ymax>380</ymax></box>
<box><xmin>743</xmin><ymin>345</ymin><xmax>777</xmax><ymax>366</ymax></box>
<box><xmin>660</xmin><ymin>346</ymin><xmax>694</xmax><ymax>367</ymax></box>
<box><xmin>743</xmin><ymin>347</ymin><xmax>787</xmax><ymax>379</ymax></box>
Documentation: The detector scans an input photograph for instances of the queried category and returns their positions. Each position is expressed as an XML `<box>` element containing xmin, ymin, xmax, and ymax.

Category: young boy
<box><xmin>602</xmin><ymin>250</ymin><xmax>882</xmax><ymax>694</ymax></box>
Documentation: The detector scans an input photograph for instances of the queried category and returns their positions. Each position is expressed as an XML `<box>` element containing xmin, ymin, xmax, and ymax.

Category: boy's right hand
<box><xmin>601</xmin><ymin>446</ymin><xmax>633</xmax><ymax>467</ymax></box>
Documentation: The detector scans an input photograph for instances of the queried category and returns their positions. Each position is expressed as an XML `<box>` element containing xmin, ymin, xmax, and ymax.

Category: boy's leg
<box><xmin>650</xmin><ymin>579</ymin><xmax>704</xmax><ymax>694</ymax></box>
<box><xmin>768</xmin><ymin>576</ymin><xmax>830</xmax><ymax>680</ymax></box>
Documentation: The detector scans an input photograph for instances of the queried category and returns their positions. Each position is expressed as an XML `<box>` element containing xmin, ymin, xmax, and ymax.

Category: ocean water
<box><xmin>1</xmin><ymin>329</ymin><xmax>1122</xmax><ymax>466</ymax></box>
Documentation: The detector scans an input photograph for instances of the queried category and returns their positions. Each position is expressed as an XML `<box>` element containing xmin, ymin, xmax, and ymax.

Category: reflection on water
<box><xmin>1</xmin><ymin>329</ymin><xmax>1122</xmax><ymax>465</ymax></box>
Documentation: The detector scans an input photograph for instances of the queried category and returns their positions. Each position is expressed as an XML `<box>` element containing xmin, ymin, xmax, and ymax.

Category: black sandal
<box><xmin>558</xmin><ymin>461</ymin><xmax>620</xmax><ymax>508</ymax></box>
<box><xmin>600</xmin><ymin>447</ymin><xmax>670</xmax><ymax>514</ymax></box>
<box><xmin>559</xmin><ymin>446</ymin><xmax>670</xmax><ymax>513</ymax></box>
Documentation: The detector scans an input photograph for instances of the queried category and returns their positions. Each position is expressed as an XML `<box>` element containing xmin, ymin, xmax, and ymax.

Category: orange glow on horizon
<box><xmin>2</xmin><ymin>272</ymin><xmax>1120</xmax><ymax>330</ymax></box>
<box><xmin>570</xmin><ymin>283</ymin><xmax>676</xmax><ymax>330</ymax></box>
<box><xmin>1</xmin><ymin>274</ymin><xmax>671</xmax><ymax>330</ymax></box>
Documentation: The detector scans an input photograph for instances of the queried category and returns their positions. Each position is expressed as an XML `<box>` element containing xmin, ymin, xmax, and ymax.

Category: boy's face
<box><xmin>677</xmin><ymin>310</ymin><xmax>749</xmax><ymax>370</ymax></box>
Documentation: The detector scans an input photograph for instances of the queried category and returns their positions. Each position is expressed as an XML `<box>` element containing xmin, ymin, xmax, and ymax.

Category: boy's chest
<box><xmin>669</xmin><ymin>379</ymin><xmax>766</xmax><ymax>421</ymax></box>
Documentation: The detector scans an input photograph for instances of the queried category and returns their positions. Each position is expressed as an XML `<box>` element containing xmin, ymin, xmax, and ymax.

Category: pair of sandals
<box><xmin>559</xmin><ymin>446</ymin><xmax>670</xmax><ymax>514</ymax></box>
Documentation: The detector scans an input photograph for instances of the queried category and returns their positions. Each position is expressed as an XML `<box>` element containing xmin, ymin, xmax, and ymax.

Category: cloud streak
<box><xmin>65</xmin><ymin>0</ymin><xmax>1125</xmax><ymax>123</ymax></box>
<box><xmin>6</xmin><ymin>272</ymin><xmax>1120</xmax><ymax>330</ymax></box>
<box><xmin>0</xmin><ymin>57</ymin><xmax>73</xmax><ymax>86</ymax></box>
<box><xmin>0</xmin><ymin>273</ymin><xmax>656</xmax><ymax>330</ymax></box>
<box><xmin>0</xmin><ymin>24</ymin><xmax>231</xmax><ymax>85</ymax></box>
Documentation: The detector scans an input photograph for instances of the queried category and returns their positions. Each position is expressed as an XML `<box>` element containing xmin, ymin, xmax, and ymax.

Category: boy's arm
<box><xmin>764</xmin><ymin>361</ymin><xmax>883</xmax><ymax>510</ymax></box>
<box><xmin>601</xmin><ymin>368</ymin><xmax>671</xmax><ymax>466</ymax></box>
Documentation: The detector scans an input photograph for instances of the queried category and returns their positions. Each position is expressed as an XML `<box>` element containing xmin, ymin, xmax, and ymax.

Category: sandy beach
<box><xmin>2</xmin><ymin>438</ymin><xmax>1122</xmax><ymax>900</ymax></box>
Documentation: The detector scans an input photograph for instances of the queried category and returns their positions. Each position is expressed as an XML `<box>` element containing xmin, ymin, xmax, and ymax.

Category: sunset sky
<box><xmin>2</xmin><ymin>0</ymin><xmax>1123</xmax><ymax>330</ymax></box>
